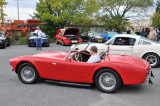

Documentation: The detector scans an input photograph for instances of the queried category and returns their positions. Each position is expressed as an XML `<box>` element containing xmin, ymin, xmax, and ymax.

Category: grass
<box><xmin>9</xmin><ymin>36</ymin><xmax>56</xmax><ymax>45</ymax></box>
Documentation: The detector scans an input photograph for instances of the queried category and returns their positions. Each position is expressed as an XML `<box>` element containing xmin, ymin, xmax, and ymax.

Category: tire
<box><xmin>3</xmin><ymin>42</ymin><xmax>6</xmax><ymax>49</ymax></box>
<box><xmin>95</xmin><ymin>68</ymin><xmax>122</xmax><ymax>93</ymax></box>
<box><xmin>62</xmin><ymin>40</ymin><xmax>65</xmax><ymax>46</ymax></box>
<box><xmin>56</xmin><ymin>39</ymin><xmax>59</xmax><ymax>44</ymax></box>
<box><xmin>143</xmin><ymin>53</ymin><xmax>160</xmax><ymax>68</ymax></box>
<box><xmin>7</xmin><ymin>42</ymin><xmax>10</xmax><ymax>47</ymax></box>
<box><xmin>17</xmin><ymin>63</ymin><xmax>39</xmax><ymax>84</ymax></box>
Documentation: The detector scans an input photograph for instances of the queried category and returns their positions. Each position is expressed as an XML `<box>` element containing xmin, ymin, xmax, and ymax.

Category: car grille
<box><xmin>42</xmin><ymin>39</ymin><xmax>48</xmax><ymax>42</ymax></box>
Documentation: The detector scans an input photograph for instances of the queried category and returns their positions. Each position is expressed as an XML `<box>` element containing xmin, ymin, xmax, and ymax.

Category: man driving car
<box><xmin>87</xmin><ymin>46</ymin><xmax>101</xmax><ymax>63</ymax></box>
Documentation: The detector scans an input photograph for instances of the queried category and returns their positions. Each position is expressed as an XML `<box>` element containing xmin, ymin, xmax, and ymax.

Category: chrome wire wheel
<box><xmin>146</xmin><ymin>55</ymin><xmax>157</xmax><ymax>67</ymax></box>
<box><xmin>99</xmin><ymin>72</ymin><xmax>116</xmax><ymax>91</ymax></box>
<box><xmin>21</xmin><ymin>66</ymin><xmax>35</xmax><ymax>82</ymax></box>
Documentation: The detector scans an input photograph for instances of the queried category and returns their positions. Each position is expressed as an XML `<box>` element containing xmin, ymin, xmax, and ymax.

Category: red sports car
<box><xmin>55</xmin><ymin>28</ymin><xmax>82</xmax><ymax>46</ymax></box>
<box><xmin>10</xmin><ymin>46</ymin><xmax>153</xmax><ymax>93</ymax></box>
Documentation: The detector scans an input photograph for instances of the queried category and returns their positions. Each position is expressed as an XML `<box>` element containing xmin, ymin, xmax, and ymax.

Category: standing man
<box><xmin>130</xmin><ymin>28</ymin><xmax>136</xmax><ymax>34</ymax></box>
<box><xmin>147</xmin><ymin>27</ymin><xmax>156</xmax><ymax>41</ymax></box>
<box><xmin>87</xmin><ymin>46</ymin><xmax>101</xmax><ymax>63</ymax></box>
<box><xmin>34</xmin><ymin>26</ymin><xmax>43</xmax><ymax>50</ymax></box>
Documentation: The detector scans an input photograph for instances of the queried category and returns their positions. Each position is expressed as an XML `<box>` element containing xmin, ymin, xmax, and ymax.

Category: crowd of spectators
<box><xmin>127</xmin><ymin>27</ymin><xmax>160</xmax><ymax>41</ymax></box>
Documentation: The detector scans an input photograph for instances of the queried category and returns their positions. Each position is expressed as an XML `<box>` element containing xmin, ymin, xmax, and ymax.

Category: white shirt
<box><xmin>87</xmin><ymin>54</ymin><xmax>101</xmax><ymax>63</ymax></box>
<box><xmin>34</xmin><ymin>30</ymin><xmax>43</xmax><ymax>38</ymax></box>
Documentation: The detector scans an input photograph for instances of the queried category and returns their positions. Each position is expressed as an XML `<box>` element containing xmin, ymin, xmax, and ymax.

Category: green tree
<box><xmin>32</xmin><ymin>0</ymin><xmax>99</xmax><ymax>37</ymax></box>
<box><xmin>97</xmin><ymin>0</ymin><xmax>153</xmax><ymax>32</ymax></box>
<box><xmin>156</xmin><ymin>0</ymin><xmax>160</xmax><ymax>12</ymax></box>
<box><xmin>152</xmin><ymin>12</ymin><xmax>160</xmax><ymax>28</ymax></box>
<box><xmin>0</xmin><ymin>0</ymin><xmax>7</xmax><ymax>20</ymax></box>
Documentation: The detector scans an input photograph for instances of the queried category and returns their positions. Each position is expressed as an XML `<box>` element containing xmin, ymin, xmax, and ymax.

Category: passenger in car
<box><xmin>87</xmin><ymin>46</ymin><xmax>101</xmax><ymax>63</ymax></box>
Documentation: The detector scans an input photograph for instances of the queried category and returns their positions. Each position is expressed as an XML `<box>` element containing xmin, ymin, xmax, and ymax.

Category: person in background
<box><xmin>147</xmin><ymin>27</ymin><xmax>156</xmax><ymax>41</ymax></box>
<box><xmin>127</xmin><ymin>28</ymin><xmax>131</xmax><ymax>34</ymax></box>
<box><xmin>141</xmin><ymin>28</ymin><xmax>148</xmax><ymax>38</ymax></box>
<box><xmin>87</xmin><ymin>46</ymin><xmax>101</xmax><ymax>63</ymax></box>
<box><xmin>130</xmin><ymin>28</ymin><xmax>136</xmax><ymax>34</ymax></box>
<box><xmin>34</xmin><ymin>26</ymin><xmax>43</xmax><ymax>50</ymax></box>
<box><xmin>155</xmin><ymin>28</ymin><xmax>160</xmax><ymax>41</ymax></box>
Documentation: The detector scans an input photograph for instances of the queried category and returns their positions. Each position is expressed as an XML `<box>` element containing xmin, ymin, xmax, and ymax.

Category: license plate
<box><xmin>98</xmin><ymin>40</ymin><xmax>102</xmax><ymax>42</ymax></box>
<box><xmin>72</xmin><ymin>40</ymin><xmax>77</xmax><ymax>43</ymax></box>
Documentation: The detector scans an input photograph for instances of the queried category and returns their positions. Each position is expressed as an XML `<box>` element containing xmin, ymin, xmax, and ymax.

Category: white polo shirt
<box><xmin>87</xmin><ymin>54</ymin><xmax>101</xmax><ymax>63</ymax></box>
<box><xmin>34</xmin><ymin>30</ymin><xmax>43</xmax><ymax>38</ymax></box>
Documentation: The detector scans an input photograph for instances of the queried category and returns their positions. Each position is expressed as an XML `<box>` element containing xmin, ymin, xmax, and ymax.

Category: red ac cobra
<box><xmin>10</xmin><ymin>46</ymin><xmax>153</xmax><ymax>93</ymax></box>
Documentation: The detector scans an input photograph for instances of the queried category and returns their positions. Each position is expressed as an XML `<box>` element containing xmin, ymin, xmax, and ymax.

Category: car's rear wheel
<box><xmin>95</xmin><ymin>68</ymin><xmax>121</xmax><ymax>93</ymax></box>
<box><xmin>143</xmin><ymin>53</ymin><xmax>160</xmax><ymax>68</ymax></box>
<box><xmin>17</xmin><ymin>63</ymin><xmax>39</xmax><ymax>84</ymax></box>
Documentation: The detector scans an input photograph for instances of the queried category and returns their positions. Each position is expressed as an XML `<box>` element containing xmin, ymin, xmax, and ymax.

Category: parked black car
<box><xmin>27</xmin><ymin>32</ymin><xmax>50</xmax><ymax>47</ymax></box>
<box><xmin>0</xmin><ymin>32</ymin><xmax>10</xmax><ymax>48</ymax></box>
<box><xmin>81</xmin><ymin>32</ymin><xmax>106</xmax><ymax>43</ymax></box>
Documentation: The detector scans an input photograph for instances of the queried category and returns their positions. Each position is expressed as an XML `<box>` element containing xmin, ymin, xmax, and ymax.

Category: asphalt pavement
<box><xmin>0</xmin><ymin>44</ymin><xmax>160</xmax><ymax>106</ymax></box>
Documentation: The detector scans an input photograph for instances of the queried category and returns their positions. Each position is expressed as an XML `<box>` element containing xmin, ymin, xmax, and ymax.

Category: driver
<box><xmin>87</xmin><ymin>46</ymin><xmax>101</xmax><ymax>63</ymax></box>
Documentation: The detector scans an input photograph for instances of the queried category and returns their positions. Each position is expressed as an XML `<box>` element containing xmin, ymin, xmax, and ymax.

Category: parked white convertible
<box><xmin>71</xmin><ymin>34</ymin><xmax>160</xmax><ymax>67</ymax></box>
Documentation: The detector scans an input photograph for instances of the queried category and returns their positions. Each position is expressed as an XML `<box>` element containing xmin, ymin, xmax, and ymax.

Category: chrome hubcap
<box><xmin>21</xmin><ymin>66</ymin><xmax>35</xmax><ymax>82</ymax></box>
<box><xmin>146</xmin><ymin>55</ymin><xmax>157</xmax><ymax>66</ymax></box>
<box><xmin>99</xmin><ymin>72</ymin><xmax>116</xmax><ymax>90</ymax></box>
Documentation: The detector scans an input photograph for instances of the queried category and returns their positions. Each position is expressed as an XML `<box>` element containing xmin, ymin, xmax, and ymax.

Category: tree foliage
<box><xmin>32</xmin><ymin>0</ymin><xmax>99</xmax><ymax>37</ymax></box>
<box><xmin>97</xmin><ymin>0</ymin><xmax>153</xmax><ymax>32</ymax></box>
<box><xmin>152</xmin><ymin>0</ymin><xmax>160</xmax><ymax>28</ymax></box>
<box><xmin>0</xmin><ymin>0</ymin><xmax>7</xmax><ymax>20</ymax></box>
<box><xmin>152</xmin><ymin>12</ymin><xmax>160</xmax><ymax>28</ymax></box>
<box><xmin>156</xmin><ymin>0</ymin><xmax>160</xmax><ymax>12</ymax></box>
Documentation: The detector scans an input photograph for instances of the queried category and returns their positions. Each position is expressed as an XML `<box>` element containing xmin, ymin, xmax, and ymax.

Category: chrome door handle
<box><xmin>52</xmin><ymin>63</ymin><xmax>56</xmax><ymax>65</ymax></box>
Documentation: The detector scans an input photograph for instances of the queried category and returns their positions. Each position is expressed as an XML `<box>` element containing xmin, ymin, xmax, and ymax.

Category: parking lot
<box><xmin>0</xmin><ymin>44</ymin><xmax>160</xmax><ymax>106</ymax></box>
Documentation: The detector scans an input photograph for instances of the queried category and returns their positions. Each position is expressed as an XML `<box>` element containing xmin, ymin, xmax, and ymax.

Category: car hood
<box><xmin>64</xmin><ymin>28</ymin><xmax>79</xmax><ymax>36</ymax></box>
<box><xmin>0</xmin><ymin>37</ymin><xmax>5</xmax><ymax>40</ymax></box>
<box><xmin>108</xmin><ymin>54</ymin><xmax>148</xmax><ymax>67</ymax></box>
<box><xmin>33</xmin><ymin>51</ymin><xmax>68</xmax><ymax>59</ymax></box>
<box><xmin>92</xmin><ymin>35</ymin><xmax>104</xmax><ymax>39</ymax></box>
<box><xmin>28</xmin><ymin>36</ymin><xmax>48</xmax><ymax>40</ymax></box>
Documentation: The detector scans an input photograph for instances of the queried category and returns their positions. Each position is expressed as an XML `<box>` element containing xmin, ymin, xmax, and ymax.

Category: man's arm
<box><xmin>153</xmin><ymin>31</ymin><xmax>157</xmax><ymax>40</ymax></box>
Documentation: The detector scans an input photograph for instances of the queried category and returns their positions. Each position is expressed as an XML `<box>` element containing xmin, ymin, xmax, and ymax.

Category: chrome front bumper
<box><xmin>146</xmin><ymin>67</ymin><xmax>154</xmax><ymax>85</ymax></box>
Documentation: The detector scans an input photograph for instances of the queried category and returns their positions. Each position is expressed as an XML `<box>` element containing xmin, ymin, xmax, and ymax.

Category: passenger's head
<box><xmin>90</xmin><ymin>46</ymin><xmax>98</xmax><ymax>55</ymax></box>
<box><xmin>37</xmin><ymin>26</ymin><xmax>40</xmax><ymax>30</ymax></box>
<box><xmin>150</xmin><ymin>27</ymin><xmax>154</xmax><ymax>31</ymax></box>
<box><xmin>122</xmin><ymin>38</ymin><xmax>126</xmax><ymax>43</ymax></box>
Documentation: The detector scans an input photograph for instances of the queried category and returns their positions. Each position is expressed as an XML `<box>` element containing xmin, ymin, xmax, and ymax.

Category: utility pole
<box><xmin>17</xmin><ymin>0</ymin><xmax>19</xmax><ymax>20</ymax></box>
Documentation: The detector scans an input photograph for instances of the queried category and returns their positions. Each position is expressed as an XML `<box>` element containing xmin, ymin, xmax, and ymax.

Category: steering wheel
<box><xmin>74</xmin><ymin>52</ymin><xmax>82</xmax><ymax>62</ymax></box>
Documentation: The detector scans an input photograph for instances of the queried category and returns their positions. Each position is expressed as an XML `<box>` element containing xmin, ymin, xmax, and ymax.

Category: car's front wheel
<box><xmin>17</xmin><ymin>63</ymin><xmax>39</xmax><ymax>84</ymax></box>
<box><xmin>143</xmin><ymin>53</ymin><xmax>160</xmax><ymax>68</ymax></box>
<box><xmin>3</xmin><ymin>42</ymin><xmax>6</xmax><ymax>48</ymax></box>
<box><xmin>95</xmin><ymin>68</ymin><xmax>122</xmax><ymax>93</ymax></box>
<box><xmin>56</xmin><ymin>39</ymin><xmax>59</xmax><ymax>44</ymax></box>
<box><xmin>62</xmin><ymin>40</ymin><xmax>65</xmax><ymax>46</ymax></box>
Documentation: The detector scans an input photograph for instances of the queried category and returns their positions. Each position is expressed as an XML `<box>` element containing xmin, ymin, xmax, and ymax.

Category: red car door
<box><xmin>65</xmin><ymin>60</ymin><xmax>94</xmax><ymax>83</ymax></box>
<box><xmin>37</xmin><ymin>59</ymin><xmax>66</xmax><ymax>80</ymax></box>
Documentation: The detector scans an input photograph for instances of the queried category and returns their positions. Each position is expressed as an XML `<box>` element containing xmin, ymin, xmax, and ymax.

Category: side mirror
<box><xmin>68</xmin><ymin>56</ymin><xmax>71</xmax><ymax>61</ymax></box>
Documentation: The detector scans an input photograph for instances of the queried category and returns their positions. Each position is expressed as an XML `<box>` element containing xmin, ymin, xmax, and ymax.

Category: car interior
<box><xmin>72</xmin><ymin>50</ymin><xmax>106</xmax><ymax>63</ymax></box>
<box><xmin>113</xmin><ymin>37</ymin><xmax>136</xmax><ymax>46</ymax></box>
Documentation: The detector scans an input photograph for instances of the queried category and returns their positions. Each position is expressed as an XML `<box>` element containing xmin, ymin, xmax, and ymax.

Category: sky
<box><xmin>4</xmin><ymin>0</ymin><xmax>39</xmax><ymax>20</ymax></box>
<box><xmin>3</xmin><ymin>0</ymin><xmax>158</xmax><ymax>20</ymax></box>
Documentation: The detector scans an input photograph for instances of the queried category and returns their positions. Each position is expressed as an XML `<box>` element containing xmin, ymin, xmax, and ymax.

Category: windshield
<box><xmin>140</xmin><ymin>36</ymin><xmax>160</xmax><ymax>44</ymax></box>
<box><xmin>107</xmin><ymin>31</ymin><xmax>119</xmax><ymax>35</ymax></box>
<box><xmin>0</xmin><ymin>33</ymin><xmax>4</xmax><ymax>38</ymax></box>
<box><xmin>88</xmin><ymin>32</ymin><xmax>101</xmax><ymax>37</ymax></box>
